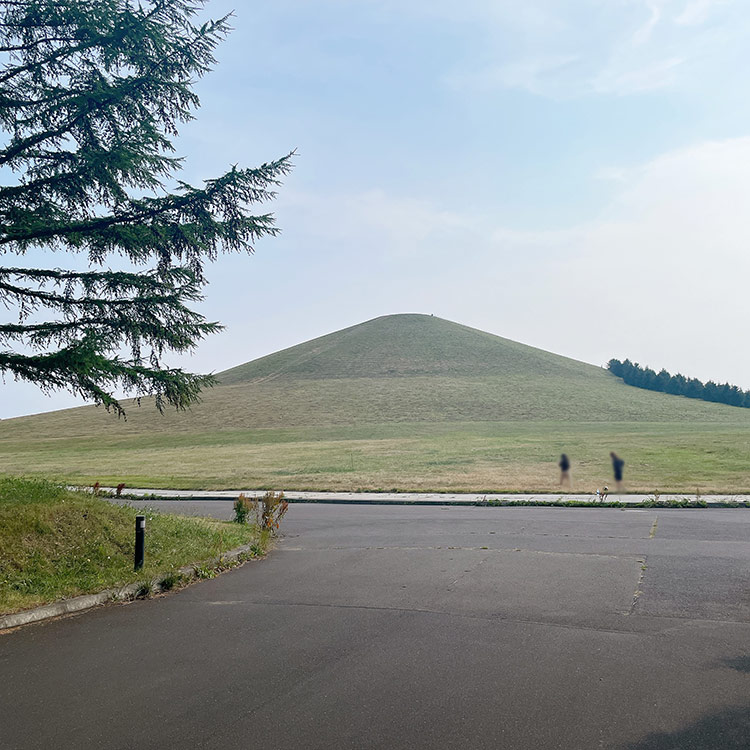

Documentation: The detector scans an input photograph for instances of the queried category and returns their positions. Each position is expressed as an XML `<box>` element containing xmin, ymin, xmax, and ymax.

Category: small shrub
<box><xmin>233</xmin><ymin>493</ymin><xmax>252</xmax><ymax>524</ymax></box>
<box><xmin>249</xmin><ymin>491</ymin><xmax>289</xmax><ymax>534</ymax></box>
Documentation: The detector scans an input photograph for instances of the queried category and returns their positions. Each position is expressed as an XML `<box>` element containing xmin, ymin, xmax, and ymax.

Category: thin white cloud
<box><xmin>591</xmin><ymin>56</ymin><xmax>685</xmax><ymax>95</ymax></box>
<box><xmin>676</xmin><ymin>0</ymin><xmax>725</xmax><ymax>25</ymax></box>
<box><xmin>446</xmin><ymin>55</ymin><xmax>580</xmax><ymax>96</ymax></box>
<box><xmin>632</xmin><ymin>1</ymin><xmax>663</xmax><ymax>45</ymax></box>
<box><xmin>439</xmin><ymin>0</ymin><xmax>745</xmax><ymax>98</ymax></box>
<box><xmin>279</xmin><ymin>188</ymin><xmax>472</xmax><ymax>262</ymax></box>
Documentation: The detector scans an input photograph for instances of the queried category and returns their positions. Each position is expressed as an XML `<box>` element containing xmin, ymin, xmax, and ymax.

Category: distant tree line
<box><xmin>607</xmin><ymin>359</ymin><xmax>750</xmax><ymax>409</ymax></box>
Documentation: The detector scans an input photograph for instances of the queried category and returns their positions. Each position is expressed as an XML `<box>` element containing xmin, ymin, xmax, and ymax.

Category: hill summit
<box><xmin>218</xmin><ymin>313</ymin><xmax>594</xmax><ymax>384</ymax></box>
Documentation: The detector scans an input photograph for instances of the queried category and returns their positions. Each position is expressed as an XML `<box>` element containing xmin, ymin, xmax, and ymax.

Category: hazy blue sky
<box><xmin>4</xmin><ymin>0</ymin><xmax>750</xmax><ymax>418</ymax></box>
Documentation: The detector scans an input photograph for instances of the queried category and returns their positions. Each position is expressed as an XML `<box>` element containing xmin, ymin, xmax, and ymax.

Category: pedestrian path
<box><xmin>110</xmin><ymin>488</ymin><xmax>747</xmax><ymax>506</ymax></box>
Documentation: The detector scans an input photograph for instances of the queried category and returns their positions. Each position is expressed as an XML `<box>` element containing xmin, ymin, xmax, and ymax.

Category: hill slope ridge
<box><xmin>218</xmin><ymin>313</ymin><xmax>597</xmax><ymax>384</ymax></box>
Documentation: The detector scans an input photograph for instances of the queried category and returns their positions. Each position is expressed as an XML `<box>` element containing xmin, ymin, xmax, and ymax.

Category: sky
<box><xmin>3</xmin><ymin>0</ymin><xmax>750</xmax><ymax>418</ymax></box>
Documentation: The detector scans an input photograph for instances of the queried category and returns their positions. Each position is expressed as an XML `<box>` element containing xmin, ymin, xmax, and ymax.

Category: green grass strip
<box><xmin>476</xmin><ymin>498</ymin><xmax>750</xmax><ymax>508</ymax></box>
<box><xmin>0</xmin><ymin>476</ymin><xmax>267</xmax><ymax>615</ymax></box>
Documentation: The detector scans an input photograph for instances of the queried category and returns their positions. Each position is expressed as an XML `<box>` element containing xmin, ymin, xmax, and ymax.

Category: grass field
<box><xmin>2</xmin><ymin>314</ymin><xmax>750</xmax><ymax>493</ymax></box>
<box><xmin>0</xmin><ymin>477</ymin><xmax>267</xmax><ymax>614</ymax></box>
<box><xmin>2</xmin><ymin>421</ymin><xmax>749</xmax><ymax>493</ymax></box>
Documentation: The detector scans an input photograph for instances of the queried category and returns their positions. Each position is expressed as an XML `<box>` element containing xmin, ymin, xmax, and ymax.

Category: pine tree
<box><xmin>655</xmin><ymin>369</ymin><xmax>670</xmax><ymax>393</ymax></box>
<box><xmin>0</xmin><ymin>0</ymin><xmax>292</xmax><ymax>415</ymax></box>
<box><xmin>608</xmin><ymin>358</ymin><xmax>750</xmax><ymax>409</ymax></box>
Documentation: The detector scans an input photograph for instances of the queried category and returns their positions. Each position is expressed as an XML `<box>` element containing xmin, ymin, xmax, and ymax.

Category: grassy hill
<box><xmin>2</xmin><ymin>314</ymin><xmax>750</xmax><ymax>492</ymax></box>
<box><xmin>218</xmin><ymin>313</ymin><xmax>597</xmax><ymax>383</ymax></box>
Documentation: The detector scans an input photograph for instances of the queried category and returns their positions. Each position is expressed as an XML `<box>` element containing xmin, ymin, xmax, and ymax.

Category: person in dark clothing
<box><xmin>559</xmin><ymin>453</ymin><xmax>571</xmax><ymax>488</ymax></box>
<box><xmin>610</xmin><ymin>451</ymin><xmax>625</xmax><ymax>491</ymax></box>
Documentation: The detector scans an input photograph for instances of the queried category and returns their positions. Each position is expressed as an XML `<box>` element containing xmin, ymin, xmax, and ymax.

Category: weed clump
<box><xmin>134</xmin><ymin>581</ymin><xmax>151</xmax><ymax>598</ymax></box>
<box><xmin>233</xmin><ymin>494</ymin><xmax>253</xmax><ymax>524</ymax></box>
<box><xmin>257</xmin><ymin>491</ymin><xmax>289</xmax><ymax>532</ymax></box>
<box><xmin>158</xmin><ymin>572</ymin><xmax>183</xmax><ymax>591</ymax></box>
<box><xmin>233</xmin><ymin>491</ymin><xmax>289</xmax><ymax>533</ymax></box>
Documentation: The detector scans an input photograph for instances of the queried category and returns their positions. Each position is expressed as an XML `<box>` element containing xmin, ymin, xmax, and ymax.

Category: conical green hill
<box><xmin>3</xmin><ymin>313</ymin><xmax>750</xmax><ymax>440</ymax></box>
<box><xmin>217</xmin><ymin>313</ymin><xmax>594</xmax><ymax>384</ymax></box>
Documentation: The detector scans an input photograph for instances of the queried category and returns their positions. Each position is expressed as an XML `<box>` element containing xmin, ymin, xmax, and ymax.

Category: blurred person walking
<box><xmin>559</xmin><ymin>453</ymin><xmax>571</xmax><ymax>488</ymax></box>
<box><xmin>610</xmin><ymin>451</ymin><xmax>625</xmax><ymax>491</ymax></box>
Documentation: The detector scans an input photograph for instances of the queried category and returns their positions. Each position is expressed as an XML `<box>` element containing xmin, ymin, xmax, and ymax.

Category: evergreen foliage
<box><xmin>0</xmin><ymin>0</ymin><xmax>292</xmax><ymax>415</ymax></box>
<box><xmin>607</xmin><ymin>358</ymin><xmax>750</xmax><ymax>409</ymax></box>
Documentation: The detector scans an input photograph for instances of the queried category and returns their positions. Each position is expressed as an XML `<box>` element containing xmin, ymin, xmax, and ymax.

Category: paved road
<box><xmin>3</xmin><ymin>504</ymin><xmax>750</xmax><ymax>749</ymax></box>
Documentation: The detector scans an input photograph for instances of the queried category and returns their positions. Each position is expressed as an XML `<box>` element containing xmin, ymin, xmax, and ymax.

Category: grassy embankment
<box><xmin>0</xmin><ymin>477</ymin><xmax>266</xmax><ymax>615</ymax></box>
<box><xmin>3</xmin><ymin>314</ymin><xmax>750</xmax><ymax>493</ymax></box>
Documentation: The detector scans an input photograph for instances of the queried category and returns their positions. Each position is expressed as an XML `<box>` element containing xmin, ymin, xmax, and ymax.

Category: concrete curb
<box><xmin>0</xmin><ymin>541</ymin><xmax>264</xmax><ymax>632</ymax></box>
<box><xmin>117</xmin><ymin>494</ymin><xmax>750</xmax><ymax>509</ymax></box>
<box><xmin>104</xmin><ymin>488</ymin><xmax>750</xmax><ymax>507</ymax></box>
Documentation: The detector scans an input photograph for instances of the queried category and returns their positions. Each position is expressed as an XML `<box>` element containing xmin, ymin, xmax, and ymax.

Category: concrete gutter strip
<box><xmin>0</xmin><ymin>581</ymin><xmax>157</xmax><ymax>630</ymax></box>
<box><xmin>105</xmin><ymin>488</ymin><xmax>749</xmax><ymax>506</ymax></box>
<box><xmin>0</xmin><ymin>589</ymin><xmax>129</xmax><ymax>630</ymax></box>
<box><xmin>0</xmin><ymin>541</ymin><xmax>262</xmax><ymax>632</ymax></box>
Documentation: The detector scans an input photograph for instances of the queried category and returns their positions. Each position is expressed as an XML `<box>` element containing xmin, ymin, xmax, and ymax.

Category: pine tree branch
<box><xmin>0</xmin><ymin>1</ymin><xmax>292</xmax><ymax>415</ymax></box>
<box><xmin>0</xmin><ymin>345</ymin><xmax>217</xmax><ymax>416</ymax></box>
<box><xmin>0</xmin><ymin>154</ymin><xmax>293</xmax><ymax>251</ymax></box>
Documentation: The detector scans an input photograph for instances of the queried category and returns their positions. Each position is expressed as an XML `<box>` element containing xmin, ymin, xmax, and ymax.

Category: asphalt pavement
<box><xmin>3</xmin><ymin>504</ymin><xmax>750</xmax><ymax>749</ymax></box>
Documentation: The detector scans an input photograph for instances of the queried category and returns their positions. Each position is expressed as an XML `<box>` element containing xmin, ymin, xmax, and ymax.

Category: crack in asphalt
<box><xmin>210</xmin><ymin>598</ymin><xmax>649</xmax><ymax>636</ymax></box>
<box><xmin>629</xmin><ymin>557</ymin><xmax>647</xmax><ymax>616</ymax></box>
<box><xmin>448</xmin><ymin>553</ymin><xmax>490</xmax><ymax>589</ymax></box>
<box><xmin>650</xmin><ymin>516</ymin><xmax>659</xmax><ymax>539</ymax></box>
<box><xmin>279</xmin><ymin>545</ymin><xmax>631</xmax><ymax>560</ymax></box>
<box><xmin>194</xmin><ymin>596</ymin><xmax>750</xmax><ymax>629</ymax></box>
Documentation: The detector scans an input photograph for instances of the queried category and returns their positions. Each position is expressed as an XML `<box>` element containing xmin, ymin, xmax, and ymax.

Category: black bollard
<box><xmin>134</xmin><ymin>515</ymin><xmax>145</xmax><ymax>571</ymax></box>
